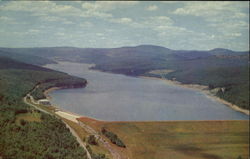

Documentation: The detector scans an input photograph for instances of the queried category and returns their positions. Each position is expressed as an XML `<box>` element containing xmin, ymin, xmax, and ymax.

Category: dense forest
<box><xmin>1</xmin><ymin>45</ymin><xmax>248</xmax><ymax>110</ymax></box>
<box><xmin>0</xmin><ymin>56</ymin><xmax>87</xmax><ymax>159</ymax></box>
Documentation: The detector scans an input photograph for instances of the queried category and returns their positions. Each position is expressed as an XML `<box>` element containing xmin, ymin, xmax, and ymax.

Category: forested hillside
<box><xmin>0</xmin><ymin>56</ymin><xmax>87</xmax><ymax>159</ymax></box>
<box><xmin>0</xmin><ymin>50</ymin><xmax>55</xmax><ymax>66</ymax></box>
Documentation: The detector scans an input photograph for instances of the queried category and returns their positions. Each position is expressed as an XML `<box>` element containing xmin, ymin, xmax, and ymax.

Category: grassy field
<box><xmin>79</xmin><ymin>119</ymin><xmax>249</xmax><ymax>159</ymax></box>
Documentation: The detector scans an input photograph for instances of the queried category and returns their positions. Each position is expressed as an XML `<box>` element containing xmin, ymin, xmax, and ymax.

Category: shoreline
<box><xmin>140</xmin><ymin>76</ymin><xmax>249</xmax><ymax>116</ymax></box>
<box><xmin>42</xmin><ymin>85</ymin><xmax>249</xmax><ymax>124</ymax></box>
<box><xmin>43</xmin><ymin>87</ymin><xmax>61</xmax><ymax>100</ymax></box>
<box><xmin>43</xmin><ymin>86</ymin><xmax>105</xmax><ymax>122</ymax></box>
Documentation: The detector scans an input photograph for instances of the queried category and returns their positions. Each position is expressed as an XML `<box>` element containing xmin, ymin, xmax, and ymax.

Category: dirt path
<box><xmin>78</xmin><ymin>121</ymin><xmax>123</xmax><ymax>159</ymax></box>
<box><xmin>62</xmin><ymin>120</ymin><xmax>92</xmax><ymax>159</ymax></box>
<box><xmin>55</xmin><ymin>110</ymin><xmax>123</xmax><ymax>159</ymax></box>
<box><xmin>55</xmin><ymin>111</ymin><xmax>80</xmax><ymax>123</ymax></box>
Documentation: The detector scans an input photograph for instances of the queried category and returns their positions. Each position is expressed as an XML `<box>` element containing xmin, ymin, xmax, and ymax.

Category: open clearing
<box><xmin>78</xmin><ymin>119</ymin><xmax>249</xmax><ymax>159</ymax></box>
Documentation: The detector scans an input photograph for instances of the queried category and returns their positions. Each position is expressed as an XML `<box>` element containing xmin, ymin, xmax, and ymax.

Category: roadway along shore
<box><xmin>23</xmin><ymin>94</ymin><xmax>92</xmax><ymax>159</ymax></box>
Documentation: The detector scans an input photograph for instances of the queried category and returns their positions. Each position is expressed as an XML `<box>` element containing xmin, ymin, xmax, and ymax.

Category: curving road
<box><xmin>23</xmin><ymin>95</ymin><xmax>92</xmax><ymax>159</ymax></box>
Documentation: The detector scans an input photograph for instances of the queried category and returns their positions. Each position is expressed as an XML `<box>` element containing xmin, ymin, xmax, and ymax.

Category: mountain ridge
<box><xmin>0</xmin><ymin>45</ymin><xmax>249</xmax><ymax>53</ymax></box>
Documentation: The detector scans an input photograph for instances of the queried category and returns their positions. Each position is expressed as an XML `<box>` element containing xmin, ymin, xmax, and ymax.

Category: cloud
<box><xmin>96</xmin><ymin>33</ymin><xmax>103</xmax><ymax>36</ymax></box>
<box><xmin>80</xmin><ymin>22</ymin><xmax>93</xmax><ymax>27</ymax></box>
<box><xmin>56</xmin><ymin>32</ymin><xmax>66</xmax><ymax>36</ymax></box>
<box><xmin>144</xmin><ymin>16</ymin><xmax>173</xmax><ymax>27</ymax></box>
<box><xmin>110</xmin><ymin>17</ymin><xmax>133</xmax><ymax>24</ymax></box>
<box><xmin>210</xmin><ymin>20</ymin><xmax>249</xmax><ymax>38</ymax></box>
<box><xmin>0</xmin><ymin>1</ymin><xmax>72</xmax><ymax>13</ymax></box>
<box><xmin>173</xmin><ymin>1</ymin><xmax>248</xmax><ymax>18</ymax></box>
<box><xmin>0</xmin><ymin>1</ymin><xmax>85</xmax><ymax>18</ymax></box>
<box><xmin>139</xmin><ymin>15</ymin><xmax>215</xmax><ymax>47</ymax></box>
<box><xmin>81</xmin><ymin>1</ymin><xmax>139</xmax><ymax>18</ymax></box>
<box><xmin>0</xmin><ymin>16</ymin><xmax>17</xmax><ymax>24</ymax></box>
<box><xmin>0</xmin><ymin>1</ymin><xmax>116</xmax><ymax>18</ymax></box>
<box><xmin>0</xmin><ymin>1</ymin><xmax>84</xmax><ymax>17</ymax></box>
<box><xmin>39</xmin><ymin>16</ymin><xmax>65</xmax><ymax>22</ymax></box>
<box><xmin>108</xmin><ymin>15</ymin><xmax>176</xmax><ymax>31</ymax></box>
<box><xmin>0</xmin><ymin>16</ymin><xmax>12</xmax><ymax>21</ymax></box>
<box><xmin>63</xmin><ymin>20</ymin><xmax>74</xmax><ymax>25</ymax></box>
<box><xmin>81</xmin><ymin>10</ymin><xmax>112</xmax><ymax>18</ymax></box>
<box><xmin>7</xmin><ymin>29</ymin><xmax>41</xmax><ymax>36</ymax></box>
<box><xmin>161</xmin><ymin>1</ymin><xmax>181</xmax><ymax>4</ymax></box>
<box><xmin>172</xmin><ymin>1</ymin><xmax>249</xmax><ymax>40</ymax></box>
<box><xmin>28</xmin><ymin>29</ymin><xmax>40</xmax><ymax>34</ymax></box>
<box><xmin>146</xmin><ymin>5</ymin><xmax>158</xmax><ymax>11</ymax></box>
<box><xmin>82</xmin><ymin>1</ymin><xmax>139</xmax><ymax>11</ymax></box>
<box><xmin>109</xmin><ymin>16</ymin><xmax>173</xmax><ymax>29</ymax></box>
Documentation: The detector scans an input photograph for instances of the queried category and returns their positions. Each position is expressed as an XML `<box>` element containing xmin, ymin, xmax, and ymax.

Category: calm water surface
<box><xmin>45</xmin><ymin>62</ymin><xmax>248</xmax><ymax>121</ymax></box>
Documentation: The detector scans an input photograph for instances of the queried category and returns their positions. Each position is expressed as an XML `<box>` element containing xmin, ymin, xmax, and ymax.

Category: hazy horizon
<box><xmin>0</xmin><ymin>44</ymin><xmax>249</xmax><ymax>52</ymax></box>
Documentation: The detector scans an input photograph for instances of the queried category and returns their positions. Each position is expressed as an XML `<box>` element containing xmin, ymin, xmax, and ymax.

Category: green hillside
<box><xmin>0</xmin><ymin>56</ymin><xmax>87</xmax><ymax>159</ymax></box>
<box><xmin>0</xmin><ymin>50</ymin><xmax>56</xmax><ymax>66</ymax></box>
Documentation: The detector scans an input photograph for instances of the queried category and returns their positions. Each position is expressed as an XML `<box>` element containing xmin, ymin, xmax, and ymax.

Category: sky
<box><xmin>0</xmin><ymin>1</ymin><xmax>249</xmax><ymax>51</ymax></box>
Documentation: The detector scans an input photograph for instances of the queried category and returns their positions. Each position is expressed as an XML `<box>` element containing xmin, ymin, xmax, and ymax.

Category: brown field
<box><xmin>78</xmin><ymin>118</ymin><xmax>249</xmax><ymax>159</ymax></box>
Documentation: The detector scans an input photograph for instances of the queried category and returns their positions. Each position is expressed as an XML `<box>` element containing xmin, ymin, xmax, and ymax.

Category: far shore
<box><xmin>140</xmin><ymin>76</ymin><xmax>249</xmax><ymax>116</ymax></box>
<box><xmin>42</xmin><ymin>61</ymin><xmax>249</xmax><ymax>119</ymax></box>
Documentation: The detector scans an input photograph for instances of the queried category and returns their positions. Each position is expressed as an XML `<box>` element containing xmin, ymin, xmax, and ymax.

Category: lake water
<box><xmin>45</xmin><ymin>62</ymin><xmax>248</xmax><ymax>121</ymax></box>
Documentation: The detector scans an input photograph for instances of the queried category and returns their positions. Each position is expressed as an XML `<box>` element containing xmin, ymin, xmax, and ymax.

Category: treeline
<box><xmin>0</xmin><ymin>56</ymin><xmax>88</xmax><ymax>158</ymax></box>
<box><xmin>101</xmin><ymin>128</ymin><xmax>126</xmax><ymax>148</ymax></box>
<box><xmin>31</xmin><ymin>77</ymin><xmax>87</xmax><ymax>100</ymax></box>
<box><xmin>216</xmin><ymin>83</ymin><xmax>249</xmax><ymax>110</ymax></box>
<box><xmin>163</xmin><ymin>65</ymin><xmax>249</xmax><ymax>110</ymax></box>
<box><xmin>144</xmin><ymin>57</ymin><xmax>249</xmax><ymax>110</ymax></box>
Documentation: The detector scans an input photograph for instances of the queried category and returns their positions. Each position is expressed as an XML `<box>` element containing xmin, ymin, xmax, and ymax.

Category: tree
<box><xmin>87</xmin><ymin>135</ymin><xmax>98</xmax><ymax>145</ymax></box>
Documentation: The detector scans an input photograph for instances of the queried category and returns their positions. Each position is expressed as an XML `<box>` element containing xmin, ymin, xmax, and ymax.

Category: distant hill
<box><xmin>0</xmin><ymin>50</ymin><xmax>56</xmax><ymax>66</ymax></box>
<box><xmin>0</xmin><ymin>45</ymin><xmax>248</xmax><ymax>65</ymax></box>
<box><xmin>0</xmin><ymin>55</ymin><xmax>53</xmax><ymax>71</ymax></box>
<box><xmin>208</xmin><ymin>48</ymin><xmax>248</xmax><ymax>55</ymax></box>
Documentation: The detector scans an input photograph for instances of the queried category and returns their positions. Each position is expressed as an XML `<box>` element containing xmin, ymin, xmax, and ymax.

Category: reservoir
<box><xmin>45</xmin><ymin>62</ymin><xmax>248</xmax><ymax>121</ymax></box>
